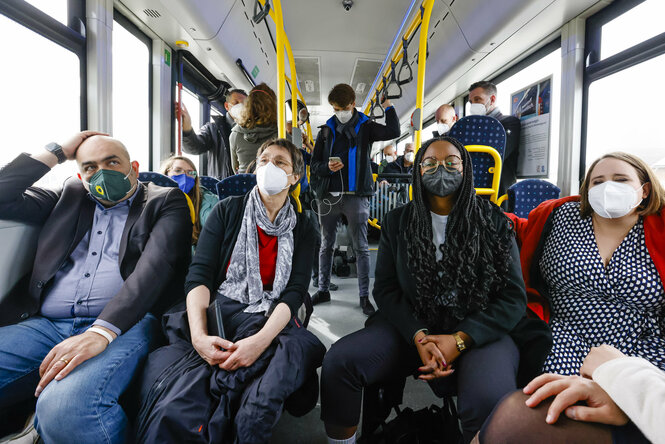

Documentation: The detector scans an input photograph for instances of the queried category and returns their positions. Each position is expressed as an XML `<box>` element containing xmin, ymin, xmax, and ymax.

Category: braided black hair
<box><xmin>406</xmin><ymin>136</ymin><xmax>515</xmax><ymax>331</ymax></box>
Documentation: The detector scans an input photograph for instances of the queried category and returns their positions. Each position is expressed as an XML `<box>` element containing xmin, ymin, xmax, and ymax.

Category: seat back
<box><xmin>138</xmin><ymin>172</ymin><xmax>178</xmax><ymax>188</ymax></box>
<box><xmin>507</xmin><ymin>179</ymin><xmax>561</xmax><ymax>218</ymax></box>
<box><xmin>199</xmin><ymin>176</ymin><xmax>220</xmax><ymax>195</ymax></box>
<box><xmin>448</xmin><ymin>116</ymin><xmax>506</xmax><ymax>198</ymax></box>
<box><xmin>0</xmin><ymin>220</ymin><xmax>40</xmax><ymax>304</ymax></box>
<box><xmin>216</xmin><ymin>174</ymin><xmax>257</xmax><ymax>200</ymax></box>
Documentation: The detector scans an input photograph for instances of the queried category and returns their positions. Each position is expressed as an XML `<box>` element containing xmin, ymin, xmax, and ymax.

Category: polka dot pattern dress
<box><xmin>540</xmin><ymin>202</ymin><xmax>665</xmax><ymax>375</ymax></box>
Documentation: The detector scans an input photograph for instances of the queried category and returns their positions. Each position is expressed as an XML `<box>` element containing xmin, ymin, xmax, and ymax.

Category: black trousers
<box><xmin>320</xmin><ymin>315</ymin><xmax>520</xmax><ymax>443</ymax></box>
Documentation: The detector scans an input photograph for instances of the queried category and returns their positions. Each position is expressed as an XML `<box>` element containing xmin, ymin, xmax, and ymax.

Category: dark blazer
<box><xmin>310</xmin><ymin>107</ymin><xmax>400</xmax><ymax>198</ymax></box>
<box><xmin>185</xmin><ymin>193</ymin><xmax>316</xmax><ymax>317</ymax></box>
<box><xmin>0</xmin><ymin>154</ymin><xmax>192</xmax><ymax>332</ymax></box>
<box><xmin>182</xmin><ymin>114</ymin><xmax>234</xmax><ymax>179</ymax></box>
<box><xmin>494</xmin><ymin>111</ymin><xmax>522</xmax><ymax>196</ymax></box>
<box><xmin>373</xmin><ymin>202</ymin><xmax>551</xmax><ymax>384</ymax></box>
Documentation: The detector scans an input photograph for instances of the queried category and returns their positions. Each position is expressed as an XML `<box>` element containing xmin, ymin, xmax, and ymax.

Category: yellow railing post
<box><xmin>273</xmin><ymin>0</ymin><xmax>286</xmax><ymax>138</ymax></box>
<box><xmin>414</xmin><ymin>0</ymin><xmax>435</xmax><ymax>152</ymax></box>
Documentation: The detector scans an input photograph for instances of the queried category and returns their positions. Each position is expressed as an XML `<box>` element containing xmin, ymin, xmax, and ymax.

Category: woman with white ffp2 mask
<box><xmin>493</xmin><ymin>152</ymin><xmax>665</xmax><ymax>444</ymax></box>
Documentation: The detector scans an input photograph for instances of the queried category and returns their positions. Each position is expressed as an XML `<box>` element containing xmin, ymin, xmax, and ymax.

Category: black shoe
<box><xmin>360</xmin><ymin>297</ymin><xmax>376</xmax><ymax>316</ymax></box>
<box><xmin>311</xmin><ymin>290</ymin><xmax>331</xmax><ymax>305</ymax></box>
<box><xmin>329</xmin><ymin>283</ymin><xmax>339</xmax><ymax>291</ymax></box>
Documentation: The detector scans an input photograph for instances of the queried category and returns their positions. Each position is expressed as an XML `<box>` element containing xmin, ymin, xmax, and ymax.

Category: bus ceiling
<box><xmin>120</xmin><ymin>0</ymin><xmax>605</xmax><ymax>128</ymax></box>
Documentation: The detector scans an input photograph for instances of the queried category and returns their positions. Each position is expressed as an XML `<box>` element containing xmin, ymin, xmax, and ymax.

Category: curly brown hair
<box><xmin>238</xmin><ymin>83</ymin><xmax>277</xmax><ymax>129</ymax></box>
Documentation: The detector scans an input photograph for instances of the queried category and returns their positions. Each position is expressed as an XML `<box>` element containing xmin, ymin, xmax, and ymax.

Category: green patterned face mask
<box><xmin>85</xmin><ymin>167</ymin><xmax>136</xmax><ymax>203</ymax></box>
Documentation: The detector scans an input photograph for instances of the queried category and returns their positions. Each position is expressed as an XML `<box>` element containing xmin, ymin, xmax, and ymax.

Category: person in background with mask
<box><xmin>383</xmin><ymin>142</ymin><xmax>415</xmax><ymax>176</ymax></box>
<box><xmin>320</xmin><ymin>137</ymin><xmax>549</xmax><ymax>444</ymax></box>
<box><xmin>467</xmin><ymin>81</ymin><xmax>521</xmax><ymax>196</ymax></box>
<box><xmin>161</xmin><ymin>155</ymin><xmax>218</xmax><ymax>246</ymax></box>
<box><xmin>432</xmin><ymin>104</ymin><xmax>458</xmax><ymax>137</ymax></box>
<box><xmin>505</xmin><ymin>152</ymin><xmax>665</xmax><ymax>381</ymax></box>
<box><xmin>229</xmin><ymin>83</ymin><xmax>279</xmax><ymax>174</ymax></box>
<box><xmin>310</xmin><ymin>84</ymin><xmax>400</xmax><ymax>315</ymax></box>
<box><xmin>378</xmin><ymin>145</ymin><xmax>397</xmax><ymax>174</ymax></box>
<box><xmin>137</xmin><ymin>138</ymin><xmax>325</xmax><ymax>443</ymax></box>
<box><xmin>0</xmin><ymin>133</ymin><xmax>191</xmax><ymax>443</ymax></box>
<box><xmin>179</xmin><ymin>88</ymin><xmax>247</xmax><ymax>180</ymax></box>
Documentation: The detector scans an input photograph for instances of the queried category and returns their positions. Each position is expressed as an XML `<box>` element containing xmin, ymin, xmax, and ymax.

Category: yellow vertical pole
<box><xmin>273</xmin><ymin>0</ymin><xmax>286</xmax><ymax>138</ymax></box>
<box><xmin>414</xmin><ymin>0</ymin><xmax>435</xmax><ymax>152</ymax></box>
<box><xmin>284</xmin><ymin>38</ymin><xmax>299</xmax><ymax>133</ymax></box>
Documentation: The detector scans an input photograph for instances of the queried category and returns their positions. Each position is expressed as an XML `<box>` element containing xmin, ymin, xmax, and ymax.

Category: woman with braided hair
<box><xmin>319</xmin><ymin>136</ymin><xmax>551</xmax><ymax>444</ymax></box>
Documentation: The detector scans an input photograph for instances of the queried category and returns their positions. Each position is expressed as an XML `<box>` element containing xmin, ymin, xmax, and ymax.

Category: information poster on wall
<box><xmin>511</xmin><ymin>76</ymin><xmax>552</xmax><ymax>177</ymax></box>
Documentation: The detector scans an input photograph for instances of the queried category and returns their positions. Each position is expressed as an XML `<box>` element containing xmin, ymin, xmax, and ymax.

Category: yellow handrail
<box><xmin>363</xmin><ymin>12</ymin><xmax>425</xmax><ymax>114</ymax></box>
<box><xmin>257</xmin><ymin>0</ymin><xmax>312</xmax><ymax>143</ymax></box>
<box><xmin>466</xmin><ymin>144</ymin><xmax>503</xmax><ymax>203</ymax></box>
<box><xmin>414</xmin><ymin>0</ymin><xmax>435</xmax><ymax>151</ymax></box>
<box><xmin>272</xmin><ymin>0</ymin><xmax>287</xmax><ymax>138</ymax></box>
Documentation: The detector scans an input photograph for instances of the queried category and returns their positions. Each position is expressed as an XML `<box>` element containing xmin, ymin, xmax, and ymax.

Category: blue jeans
<box><xmin>0</xmin><ymin>314</ymin><xmax>159</xmax><ymax>443</ymax></box>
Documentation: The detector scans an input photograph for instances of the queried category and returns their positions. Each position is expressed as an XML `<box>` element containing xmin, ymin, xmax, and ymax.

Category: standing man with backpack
<box><xmin>310</xmin><ymin>84</ymin><xmax>400</xmax><ymax>315</ymax></box>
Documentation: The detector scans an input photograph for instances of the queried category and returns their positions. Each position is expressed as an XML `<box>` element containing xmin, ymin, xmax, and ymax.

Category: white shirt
<box><xmin>593</xmin><ymin>357</ymin><xmax>665</xmax><ymax>444</ymax></box>
<box><xmin>430</xmin><ymin>212</ymin><xmax>448</xmax><ymax>261</ymax></box>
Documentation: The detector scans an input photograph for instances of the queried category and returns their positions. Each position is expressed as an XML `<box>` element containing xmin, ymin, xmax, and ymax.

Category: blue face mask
<box><xmin>171</xmin><ymin>173</ymin><xmax>196</xmax><ymax>194</ymax></box>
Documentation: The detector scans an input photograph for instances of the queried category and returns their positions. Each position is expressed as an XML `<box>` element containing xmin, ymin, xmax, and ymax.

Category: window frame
<box><xmin>0</xmin><ymin>0</ymin><xmax>87</xmax><ymax>129</ymax></box>
<box><xmin>581</xmin><ymin>0</ymin><xmax>665</xmax><ymax>179</ymax></box>
<box><xmin>113</xmin><ymin>9</ymin><xmax>154</xmax><ymax>170</ymax></box>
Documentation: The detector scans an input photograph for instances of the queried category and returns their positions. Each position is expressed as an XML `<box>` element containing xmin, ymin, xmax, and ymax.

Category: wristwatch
<box><xmin>452</xmin><ymin>332</ymin><xmax>467</xmax><ymax>352</ymax></box>
<box><xmin>45</xmin><ymin>142</ymin><xmax>66</xmax><ymax>164</ymax></box>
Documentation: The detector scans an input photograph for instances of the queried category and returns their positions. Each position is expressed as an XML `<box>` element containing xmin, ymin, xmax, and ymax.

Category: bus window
<box><xmin>585</xmin><ymin>52</ymin><xmax>665</xmax><ymax>170</ymax></box>
<box><xmin>211</xmin><ymin>107</ymin><xmax>222</xmax><ymax>123</ymax></box>
<box><xmin>113</xmin><ymin>18</ymin><xmax>150</xmax><ymax>171</ymax></box>
<box><xmin>23</xmin><ymin>0</ymin><xmax>67</xmax><ymax>25</ymax></box>
<box><xmin>178</xmin><ymin>87</ymin><xmax>201</xmax><ymax>167</ymax></box>
<box><xmin>601</xmin><ymin>0</ymin><xmax>665</xmax><ymax>60</ymax></box>
<box><xmin>495</xmin><ymin>48</ymin><xmax>561</xmax><ymax>184</ymax></box>
<box><xmin>420</xmin><ymin>122</ymin><xmax>436</xmax><ymax>143</ymax></box>
<box><xmin>0</xmin><ymin>13</ymin><xmax>80</xmax><ymax>187</ymax></box>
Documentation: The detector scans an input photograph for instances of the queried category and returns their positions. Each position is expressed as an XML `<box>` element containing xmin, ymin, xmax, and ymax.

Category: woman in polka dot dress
<box><xmin>536</xmin><ymin>153</ymin><xmax>665</xmax><ymax>375</ymax></box>
<box><xmin>479</xmin><ymin>152</ymin><xmax>665</xmax><ymax>443</ymax></box>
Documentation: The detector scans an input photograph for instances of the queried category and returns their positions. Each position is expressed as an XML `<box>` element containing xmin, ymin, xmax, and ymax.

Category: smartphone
<box><xmin>206</xmin><ymin>299</ymin><xmax>227</xmax><ymax>342</ymax></box>
<box><xmin>329</xmin><ymin>156</ymin><xmax>343</xmax><ymax>163</ymax></box>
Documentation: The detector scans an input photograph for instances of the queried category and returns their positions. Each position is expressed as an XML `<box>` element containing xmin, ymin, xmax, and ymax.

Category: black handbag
<box><xmin>364</xmin><ymin>397</ymin><xmax>462</xmax><ymax>444</ymax></box>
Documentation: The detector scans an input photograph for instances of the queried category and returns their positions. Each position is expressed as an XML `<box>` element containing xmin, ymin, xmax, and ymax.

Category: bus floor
<box><xmin>269</xmin><ymin>276</ymin><xmax>441</xmax><ymax>443</ymax></box>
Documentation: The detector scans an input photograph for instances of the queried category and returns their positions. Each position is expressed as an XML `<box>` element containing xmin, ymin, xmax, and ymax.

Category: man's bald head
<box><xmin>76</xmin><ymin>135</ymin><xmax>138</xmax><ymax>198</ymax></box>
<box><xmin>435</xmin><ymin>104</ymin><xmax>457</xmax><ymax>125</ymax></box>
<box><xmin>76</xmin><ymin>135</ymin><xmax>131</xmax><ymax>163</ymax></box>
<box><xmin>383</xmin><ymin>145</ymin><xmax>396</xmax><ymax>157</ymax></box>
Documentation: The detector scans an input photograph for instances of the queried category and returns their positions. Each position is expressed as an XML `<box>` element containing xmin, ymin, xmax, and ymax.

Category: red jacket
<box><xmin>506</xmin><ymin>196</ymin><xmax>665</xmax><ymax>321</ymax></box>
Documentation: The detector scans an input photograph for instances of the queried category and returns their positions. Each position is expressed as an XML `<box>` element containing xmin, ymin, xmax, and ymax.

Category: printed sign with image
<box><xmin>511</xmin><ymin>76</ymin><xmax>552</xmax><ymax>177</ymax></box>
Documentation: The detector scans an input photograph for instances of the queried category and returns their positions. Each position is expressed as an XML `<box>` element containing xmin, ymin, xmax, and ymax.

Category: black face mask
<box><xmin>421</xmin><ymin>168</ymin><xmax>463</xmax><ymax>197</ymax></box>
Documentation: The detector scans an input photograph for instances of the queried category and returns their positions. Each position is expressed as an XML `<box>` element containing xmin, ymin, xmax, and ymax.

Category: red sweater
<box><xmin>506</xmin><ymin>196</ymin><xmax>665</xmax><ymax>321</ymax></box>
<box><xmin>227</xmin><ymin>226</ymin><xmax>279</xmax><ymax>289</ymax></box>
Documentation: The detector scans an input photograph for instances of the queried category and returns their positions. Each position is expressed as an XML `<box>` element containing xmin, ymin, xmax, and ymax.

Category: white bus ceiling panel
<box><xmin>117</xmin><ymin>0</ymin><xmax>252</xmax><ymax>90</ymax></box>
<box><xmin>159</xmin><ymin>0</ymin><xmax>233</xmax><ymax>40</ymax></box>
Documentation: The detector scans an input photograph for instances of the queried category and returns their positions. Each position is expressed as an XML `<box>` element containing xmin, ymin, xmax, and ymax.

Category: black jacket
<box><xmin>493</xmin><ymin>110</ymin><xmax>521</xmax><ymax>196</ymax></box>
<box><xmin>382</xmin><ymin>156</ymin><xmax>413</xmax><ymax>175</ymax></box>
<box><xmin>183</xmin><ymin>114</ymin><xmax>234</xmax><ymax>179</ymax></box>
<box><xmin>185</xmin><ymin>193</ymin><xmax>316</xmax><ymax>317</ymax></box>
<box><xmin>373</xmin><ymin>202</ymin><xmax>551</xmax><ymax>384</ymax></box>
<box><xmin>0</xmin><ymin>154</ymin><xmax>192</xmax><ymax>332</ymax></box>
<box><xmin>311</xmin><ymin>107</ymin><xmax>400</xmax><ymax>198</ymax></box>
<box><xmin>136</xmin><ymin>298</ymin><xmax>325</xmax><ymax>443</ymax></box>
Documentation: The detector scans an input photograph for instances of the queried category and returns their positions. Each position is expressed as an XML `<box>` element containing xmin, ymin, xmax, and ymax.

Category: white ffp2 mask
<box><xmin>335</xmin><ymin>109</ymin><xmax>353</xmax><ymax>124</ymax></box>
<box><xmin>256</xmin><ymin>162</ymin><xmax>292</xmax><ymax>196</ymax></box>
<box><xmin>467</xmin><ymin>102</ymin><xmax>487</xmax><ymax>116</ymax></box>
<box><xmin>588</xmin><ymin>181</ymin><xmax>644</xmax><ymax>219</ymax></box>
<box><xmin>437</xmin><ymin>122</ymin><xmax>450</xmax><ymax>135</ymax></box>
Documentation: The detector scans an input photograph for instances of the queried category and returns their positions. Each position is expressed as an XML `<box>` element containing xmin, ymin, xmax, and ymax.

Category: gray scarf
<box><xmin>218</xmin><ymin>187</ymin><xmax>297</xmax><ymax>314</ymax></box>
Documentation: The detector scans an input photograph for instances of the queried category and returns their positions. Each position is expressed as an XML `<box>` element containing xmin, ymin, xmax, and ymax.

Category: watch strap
<box><xmin>45</xmin><ymin>142</ymin><xmax>66</xmax><ymax>164</ymax></box>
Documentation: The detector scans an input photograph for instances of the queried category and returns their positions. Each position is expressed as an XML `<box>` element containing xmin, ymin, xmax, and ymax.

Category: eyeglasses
<box><xmin>256</xmin><ymin>156</ymin><xmax>292</xmax><ymax>170</ymax></box>
<box><xmin>170</xmin><ymin>168</ymin><xmax>197</xmax><ymax>177</ymax></box>
<box><xmin>420</xmin><ymin>155</ymin><xmax>463</xmax><ymax>174</ymax></box>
